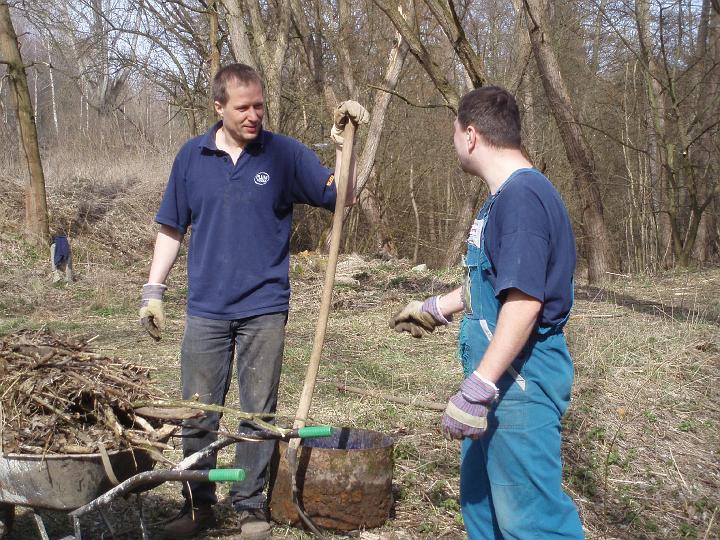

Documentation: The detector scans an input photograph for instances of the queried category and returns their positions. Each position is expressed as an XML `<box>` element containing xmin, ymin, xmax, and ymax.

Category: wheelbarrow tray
<box><xmin>0</xmin><ymin>449</ymin><xmax>155</xmax><ymax>511</ymax></box>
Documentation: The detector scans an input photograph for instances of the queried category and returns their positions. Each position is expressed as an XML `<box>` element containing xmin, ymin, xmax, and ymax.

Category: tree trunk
<box><xmin>523</xmin><ymin>0</ymin><xmax>615</xmax><ymax>283</ymax></box>
<box><xmin>693</xmin><ymin>210</ymin><xmax>718</xmax><ymax>263</ymax></box>
<box><xmin>321</xmin><ymin>4</ymin><xmax>409</xmax><ymax>257</ymax></box>
<box><xmin>337</xmin><ymin>0</ymin><xmax>357</xmax><ymax>98</ymax></box>
<box><xmin>442</xmin><ymin>181</ymin><xmax>484</xmax><ymax>267</ymax></box>
<box><xmin>358</xmin><ymin>177</ymin><xmax>397</xmax><ymax>257</ymax></box>
<box><xmin>207</xmin><ymin>0</ymin><xmax>221</xmax><ymax>127</ymax></box>
<box><xmin>222</xmin><ymin>0</ymin><xmax>258</xmax><ymax>68</ymax></box>
<box><xmin>423</xmin><ymin>0</ymin><xmax>486</xmax><ymax>88</ymax></box>
<box><xmin>46</xmin><ymin>35</ymin><xmax>59</xmax><ymax>138</ymax></box>
<box><xmin>373</xmin><ymin>0</ymin><xmax>460</xmax><ymax>111</ymax></box>
<box><xmin>0</xmin><ymin>0</ymin><xmax>50</xmax><ymax>247</ymax></box>
<box><xmin>222</xmin><ymin>0</ymin><xmax>291</xmax><ymax>131</ymax></box>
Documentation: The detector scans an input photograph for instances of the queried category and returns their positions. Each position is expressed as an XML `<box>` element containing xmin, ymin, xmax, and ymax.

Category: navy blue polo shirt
<box><xmin>156</xmin><ymin>122</ymin><xmax>336</xmax><ymax>319</ymax></box>
<box><xmin>481</xmin><ymin>168</ymin><xmax>576</xmax><ymax>326</ymax></box>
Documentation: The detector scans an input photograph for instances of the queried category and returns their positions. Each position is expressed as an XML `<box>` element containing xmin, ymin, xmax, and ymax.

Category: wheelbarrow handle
<box><xmin>207</xmin><ymin>468</ymin><xmax>245</xmax><ymax>483</ymax></box>
<box><xmin>181</xmin><ymin>424</ymin><xmax>335</xmax><ymax>442</ymax></box>
<box><xmin>297</xmin><ymin>425</ymin><xmax>334</xmax><ymax>439</ymax></box>
<box><xmin>71</xmin><ymin>468</ymin><xmax>245</xmax><ymax>518</ymax></box>
<box><xmin>71</xmin><ymin>427</ymin><xmax>334</xmax><ymax>518</ymax></box>
<box><xmin>251</xmin><ymin>425</ymin><xmax>334</xmax><ymax>440</ymax></box>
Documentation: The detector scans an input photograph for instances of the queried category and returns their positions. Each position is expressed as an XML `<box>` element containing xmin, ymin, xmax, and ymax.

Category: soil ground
<box><xmin>0</xmin><ymin>159</ymin><xmax>717</xmax><ymax>539</ymax></box>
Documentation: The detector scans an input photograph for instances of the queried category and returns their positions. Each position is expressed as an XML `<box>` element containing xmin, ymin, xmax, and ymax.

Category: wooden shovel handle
<box><xmin>292</xmin><ymin>121</ymin><xmax>357</xmax><ymax>431</ymax></box>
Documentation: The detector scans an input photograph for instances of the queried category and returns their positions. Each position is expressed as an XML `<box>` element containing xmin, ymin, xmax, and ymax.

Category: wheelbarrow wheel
<box><xmin>0</xmin><ymin>503</ymin><xmax>14</xmax><ymax>539</ymax></box>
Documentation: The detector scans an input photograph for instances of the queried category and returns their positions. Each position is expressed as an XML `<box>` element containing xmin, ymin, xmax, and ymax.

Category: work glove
<box><xmin>389</xmin><ymin>296</ymin><xmax>451</xmax><ymax>338</ymax></box>
<box><xmin>330</xmin><ymin>100</ymin><xmax>369</xmax><ymax>146</ymax></box>
<box><xmin>441</xmin><ymin>372</ymin><xmax>499</xmax><ymax>440</ymax></box>
<box><xmin>139</xmin><ymin>283</ymin><xmax>167</xmax><ymax>341</ymax></box>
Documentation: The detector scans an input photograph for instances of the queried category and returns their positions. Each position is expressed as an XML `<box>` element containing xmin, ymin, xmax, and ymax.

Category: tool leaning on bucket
<box><xmin>285</xmin><ymin>106</ymin><xmax>363</xmax><ymax>538</ymax></box>
<box><xmin>0</xmin><ymin>424</ymin><xmax>333</xmax><ymax>540</ymax></box>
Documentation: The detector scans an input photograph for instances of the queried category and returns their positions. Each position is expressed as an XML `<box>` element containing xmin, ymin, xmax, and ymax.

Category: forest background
<box><xmin>1</xmin><ymin>0</ymin><xmax>718</xmax><ymax>276</ymax></box>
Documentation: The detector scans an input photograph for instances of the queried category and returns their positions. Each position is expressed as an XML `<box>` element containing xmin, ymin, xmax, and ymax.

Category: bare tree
<box><xmin>523</xmin><ymin>0</ymin><xmax>616</xmax><ymax>282</ymax></box>
<box><xmin>333</xmin><ymin>0</ymin><xmax>410</xmax><ymax>257</ymax></box>
<box><xmin>0</xmin><ymin>0</ymin><xmax>49</xmax><ymax>246</ymax></box>
<box><xmin>374</xmin><ymin>0</ymin><xmax>461</xmax><ymax>110</ymax></box>
<box><xmin>594</xmin><ymin>0</ymin><xmax>720</xmax><ymax>268</ymax></box>
<box><xmin>373</xmin><ymin>0</ymin><xmax>535</xmax><ymax>267</ymax></box>
<box><xmin>207</xmin><ymin>0</ymin><xmax>220</xmax><ymax>126</ymax></box>
<box><xmin>222</xmin><ymin>0</ymin><xmax>291</xmax><ymax>131</ymax></box>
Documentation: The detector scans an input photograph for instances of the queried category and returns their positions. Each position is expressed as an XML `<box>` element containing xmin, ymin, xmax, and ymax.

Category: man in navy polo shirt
<box><xmin>390</xmin><ymin>87</ymin><xmax>584</xmax><ymax>539</ymax></box>
<box><xmin>139</xmin><ymin>63</ymin><xmax>367</xmax><ymax>539</ymax></box>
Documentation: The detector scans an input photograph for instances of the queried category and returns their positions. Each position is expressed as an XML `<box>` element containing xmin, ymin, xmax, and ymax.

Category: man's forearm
<box><xmin>147</xmin><ymin>225</ymin><xmax>183</xmax><ymax>284</ymax></box>
<box><xmin>474</xmin><ymin>290</ymin><xmax>542</xmax><ymax>383</ymax></box>
<box><xmin>438</xmin><ymin>287</ymin><xmax>464</xmax><ymax>316</ymax></box>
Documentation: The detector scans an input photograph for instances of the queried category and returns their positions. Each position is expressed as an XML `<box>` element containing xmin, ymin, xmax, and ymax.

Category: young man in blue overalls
<box><xmin>391</xmin><ymin>86</ymin><xmax>584</xmax><ymax>539</ymax></box>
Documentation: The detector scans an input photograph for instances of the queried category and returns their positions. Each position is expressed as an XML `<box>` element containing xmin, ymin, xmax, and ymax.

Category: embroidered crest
<box><xmin>254</xmin><ymin>172</ymin><xmax>270</xmax><ymax>185</ymax></box>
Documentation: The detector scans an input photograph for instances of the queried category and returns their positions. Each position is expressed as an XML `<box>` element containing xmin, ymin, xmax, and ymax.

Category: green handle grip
<box><xmin>208</xmin><ymin>469</ymin><xmax>246</xmax><ymax>483</ymax></box>
<box><xmin>297</xmin><ymin>426</ymin><xmax>334</xmax><ymax>439</ymax></box>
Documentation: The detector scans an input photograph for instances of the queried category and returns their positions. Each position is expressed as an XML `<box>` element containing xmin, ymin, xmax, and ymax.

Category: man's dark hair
<box><xmin>212</xmin><ymin>63</ymin><xmax>263</xmax><ymax>105</ymax></box>
<box><xmin>457</xmin><ymin>86</ymin><xmax>522</xmax><ymax>150</ymax></box>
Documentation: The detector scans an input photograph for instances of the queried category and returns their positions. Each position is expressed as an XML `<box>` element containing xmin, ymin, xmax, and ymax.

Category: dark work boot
<box><xmin>161</xmin><ymin>503</ymin><xmax>216</xmax><ymax>539</ymax></box>
<box><xmin>238</xmin><ymin>508</ymin><xmax>271</xmax><ymax>540</ymax></box>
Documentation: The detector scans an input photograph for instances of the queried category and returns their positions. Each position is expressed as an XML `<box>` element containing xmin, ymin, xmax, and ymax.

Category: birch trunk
<box><xmin>46</xmin><ymin>36</ymin><xmax>59</xmax><ymax>137</ymax></box>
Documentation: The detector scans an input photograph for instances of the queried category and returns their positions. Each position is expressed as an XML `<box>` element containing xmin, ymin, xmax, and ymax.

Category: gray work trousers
<box><xmin>179</xmin><ymin>312</ymin><xmax>286</xmax><ymax>511</ymax></box>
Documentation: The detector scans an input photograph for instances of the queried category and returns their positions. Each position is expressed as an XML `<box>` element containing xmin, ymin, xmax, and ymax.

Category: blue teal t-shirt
<box><xmin>479</xmin><ymin>168</ymin><xmax>576</xmax><ymax>326</ymax></box>
<box><xmin>156</xmin><ymin>122</ymin><xmax>336</xmax><ymax>319</ymax></box>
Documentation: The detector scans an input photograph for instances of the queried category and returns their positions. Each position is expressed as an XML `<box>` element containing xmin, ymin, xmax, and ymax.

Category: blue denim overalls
<box><xmin>458</xmin><ymin>172</ymin><xmax>584</xmax><ymax>539</ymax></box>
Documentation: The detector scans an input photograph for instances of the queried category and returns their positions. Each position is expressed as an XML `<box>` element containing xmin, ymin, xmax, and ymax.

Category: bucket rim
<box><xmin>284</xmin><ymin>426</ymin><xmax>395</xmax><ymax>450</ymax></box>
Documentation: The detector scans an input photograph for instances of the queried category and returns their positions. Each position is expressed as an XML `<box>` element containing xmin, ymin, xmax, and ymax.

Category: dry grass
<box><xmin>0</xmin><ymin>154</ymin><xmax>717</xmax><ymax>539</ymax></box>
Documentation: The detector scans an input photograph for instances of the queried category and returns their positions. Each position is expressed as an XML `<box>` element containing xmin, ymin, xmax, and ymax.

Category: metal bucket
<box><xmin>268</xmin><ymin>427</ymin><xmax>394</xmax><ymax>531</ymax></box>
<box><xmin>0</xmin><ymin>449</ymin><xmax>155</xmax><ymax>510</ymax></box>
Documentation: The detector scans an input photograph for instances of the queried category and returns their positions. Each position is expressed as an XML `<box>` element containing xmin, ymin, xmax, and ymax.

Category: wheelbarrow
<box><xmin>0</xmin><ymin>446</ymin><xmax>160</xmax><ymax>539</ymax></box>
<box><xmin>0</xmin><ymin>425</ymin><xmax>333</xmax><ymax>540</ymax></box>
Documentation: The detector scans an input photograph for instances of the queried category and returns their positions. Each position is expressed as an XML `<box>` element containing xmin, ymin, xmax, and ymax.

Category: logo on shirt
<box><xmin>254</xmin><ymin>172</ymin><xmax>270</xmax><ymax>185</ymax></box>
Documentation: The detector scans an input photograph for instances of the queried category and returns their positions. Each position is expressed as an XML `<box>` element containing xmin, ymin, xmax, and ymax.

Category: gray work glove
<box><xmin>441</xmin><ymin>372</ymin><xmax>499</xmax><ymax>440</ymax></box>
<box><xmin>139</xmin><ymin>283</ymin><xmax>167</xmax><ymax>341</ymax></box>
<box><xmin>330</xmin><ymin>100</ymin><xmax>369</xmax><ymax>146</ymax></box>
<box><xmin>389</xmin><ymin>296</ymin><xmax>451</xmax><ymax>338</ymax></box>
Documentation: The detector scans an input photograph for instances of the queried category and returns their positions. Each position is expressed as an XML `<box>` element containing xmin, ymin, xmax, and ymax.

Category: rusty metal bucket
<box><xmin>268</xmin><ymin>427</ymin><xmax>394</xmax><ymax>531</ymax></box>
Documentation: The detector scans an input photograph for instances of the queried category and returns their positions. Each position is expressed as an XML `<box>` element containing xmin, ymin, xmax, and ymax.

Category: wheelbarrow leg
<box><xmin>135</xmin><ymin>494</ymin><xmax>149</xmax><ymax>540</ymax></box>
<box><xmin>29</xmin><ymin>509</ymin><xmax>51</xmax><ymax>540</ymax></box>
<box><xmin>72</xmin><ymin>515</ymin><xmax>81</xmax><ymax>540</ymax></box>
<box><xmin>97</xmin><ymin>507</ymin><xmax>116</xmax><ymax>536</ymax></box>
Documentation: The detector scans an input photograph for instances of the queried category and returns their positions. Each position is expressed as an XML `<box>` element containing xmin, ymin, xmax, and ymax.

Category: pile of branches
<box><xmin>0</xmin><ymin>329</ymin><xmax>173</xmax><ymax>456</ymax></box>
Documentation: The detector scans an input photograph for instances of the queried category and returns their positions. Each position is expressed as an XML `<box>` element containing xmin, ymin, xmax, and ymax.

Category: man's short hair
<box><xmin>457</xmin><ymin>86</ymin><xmax>522</xmax><ymax>150</ymax></box>
<box><xmin>213</xmin><ymin>64</ymin><xmax>263</xmax><ymax>105</ymax></box>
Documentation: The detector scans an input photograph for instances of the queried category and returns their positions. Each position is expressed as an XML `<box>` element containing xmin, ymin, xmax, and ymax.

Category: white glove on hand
<box><xmin>139</xmin><ymin>283</ymin><xmax>167</xmax><ymax>341</ymax></box>
<box><xmin>330</xmin><ymin>100</ymin><xmax>369</xmax><ymax>146</ymax></box>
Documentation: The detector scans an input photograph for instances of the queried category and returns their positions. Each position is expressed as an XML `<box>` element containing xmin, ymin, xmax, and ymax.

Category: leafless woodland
<box><xmin>1</xmin><ymin>0</ymin><xmax>718</xmax><ymax>281</ymax></box>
